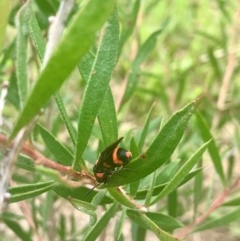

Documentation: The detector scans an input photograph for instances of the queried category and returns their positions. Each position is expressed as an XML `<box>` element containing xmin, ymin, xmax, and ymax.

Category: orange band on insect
<box><xmin>112</xmin><ymin>148</ymin><xmax>124</xmax><ymax>165</ymax></box>
<box><xmin>95</xmin><ymin>173</ymin><xmax>104</xmax><ymax>179</ymax></box>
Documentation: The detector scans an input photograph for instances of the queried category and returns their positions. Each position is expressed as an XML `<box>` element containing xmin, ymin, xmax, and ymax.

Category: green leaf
<box><xmin>11</xmin><ymin>0</ymin><xmax>115</xmax><ymax>138</ymax></box>
<box><xmin>168</xmin><ymin>191</ymin><xmax>177</xmax><ymax>217</ymax></box>
<box><xmin>195</xmin><ymin>112</ymin><xmax>225</xmax><ymax>184</ymax></box>
<box><xmin>91</xmin><ymin>190</ymin><xmax>107</xmax><ymax>207</ymax></box>
<box><xmin>138</xmin><ymin>104</ymin><xmax>154</xmax><ymax>152</ymax></box>
<box><xmin>194</xmin><ymin>162</ymin><xmax>203</xmax><ymax>216</ymax></box>
<box><xmin>58</xmin><ymin>214</ymin><xmax>66</xmax><ymax>240</ymax></box>
<box><xmin>42</xmin><ymin>191</ymin><xmax>54</xmax><ymax>232</ymax></box>
<box><xmin>90</xmin><ymin>190</ymin><xmax>107</xmax><ymax>225</ymax></box>
<box><xmin>16</xmin><ymin>154</ymin><xmax>35</xmax><ymax>171</ymax></box>
<box><xmin>35</xmin><ymin>166</ymin><xmax>68</xmax><ymax>184</ymax></box>
<box><xmin>6</xmin><ymin>71</ymin><xmax>21</xmax><ymax>109</ymax></box>
<box><xmin>38</xmin><ymin>123</ymin><xmax>73</xmax><ymax>166</ymax></box>
<box><xmin>132</xmin><ymin>224</ymin><xmax>146</xmax><ymax>241</ymax></box>
<box><xmin>223</xmin><ymin>197</ymin><xmax>240</xmax><ymax>206</ymax></box>
<box><xmin>207</xmin><ymin>47</ymin><xmax>222</xmax><ymax>79</ymax></box>
<box><xmin>0</xmin><ymin>0</ymin><xmax>11</xmax><ymax>50</ymax></box>
<box><xmin>28</xmin><ymin>5</ymin><xmax>45</xmax><ymax>61</ymax></box>
<box><xmin>151</xmin><ymin>140</ymin><xmax>210</xmax><ymax>205</ymax></box>
<box><xmin>54</xmin><ymin>91</ymin><xmax>77</xmax><ymax>147</ymax></box>
<box><xmin>145</xmin><ymin>212</ymin><xmax>183</xmax><ymax>231</ymax></box>
<box><xmin>16</xmin><ymin>2</ymin><xmax>31</xmax><ymax>107</ymax></box>
<box><xmin>135</xmin><ymin>168</ymin><xmax>203</xmax><ymax>200</ymax></box>
<box><xmin>29</xmin><ymin>9</ymin><xmax>77</xmax><ymax>147</ymax></box>
<box><xmin>78</xmin><ymin>51</ymin><xmax>118</xmax><ymax>146</ymax></box>
<box><xmin>82</xmin><ymin>202</ymin><xmax>118</xmax><ymax>241</ymax></box>
<box><xmin>119</xmin><ymin>0</ymin><xmax>140</xmax><ymax>53</ymax></box>
<box><xmin>104</xmin><ymin>96</ymin><xmax>202</xmax><ymax>187</ymax></box>
<box><xmin>114</xmin><ymin>207</ymin><xmax>126</xmax><ymax>240</ymax></box>
<box><xmin>144</xmin><ymin>171</ymin><xmax>156</xmax><ymax>206</ymax></box>
<box><xmin>1</xmin><ymin>213</ymin><xmax>32</xmax><ymax>241</ymax></box>
<box><xmin>108</xmin><ymin>188</ymin><xmax>137</xmax><ymax>209</ymax></box>
<box><xmin>155</xmin><ymin>161</ymin><xmax>180</xmax><ymax>185</ymax></box>
<box><xmin>73</xmin><ymin>6</ymin><xmax>119</xmax><ymax>170</ymax></box>
<box><xmin>129</xmin><ymin>136</ymin><xmax>140</xmax><ymax>197</ymax></box>
<box><xmin>98</xmin><ymin>87</ymin><xmax>118</xmax><ymax>146</ymax></box>
<box><xmin>121</xmin><ymin>28</ymin><xmax>166</xmax><ymax>106</ymax></box>
<box><xmin>68</xmin><ymin>197</ymin><xmax>97</xmax><ymax>224</ymax></box>
<box><xmin>9</xmin><ymin>180</ymin><xmax>56</xmax><ymax>203</ymax></box>
<box><xmin>194</xmin><ymin>207</ymin><xmax>240</xmax><ymax>232</ymax></box>
<box><xmin>126</xmin><ymin>209</ymin><xmax>184</xmax><ymax>240</ymax></box>
<box><xmin>53</xmin><ymin>185</ymin><xmax>113</xmax><ymax>205</ymax></box>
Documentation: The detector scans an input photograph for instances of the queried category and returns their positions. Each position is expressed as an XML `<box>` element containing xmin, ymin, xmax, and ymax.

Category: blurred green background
<box><xmin>1</xmin><ymin>0</ymin><xmax>240</xmax><ymax>240</ymax></box>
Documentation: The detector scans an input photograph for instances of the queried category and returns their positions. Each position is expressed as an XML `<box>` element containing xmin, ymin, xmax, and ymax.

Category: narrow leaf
<box><xmin>78</xmin><ymin>51</ymin><xmax>118</xmax><ymax>146</ymax></box>
<box><xmin>74</xmin><ymin>6</ymin><xmax>119</xmax><ymax>170</ymax></box>
<box><xmin>68</xmin><ymin>197</ymin><xmax>97</xmax><ymax>224</ymax></box>
<box><xmin>16</xmin><ymin>2</ymin><xmax>31</xmax><ymax>107</ymax></box>
<box><xmin>11</xmin><ymin>0</ymin><xmax>115</xmax><ymax>138</ymax></box>
<box><xmin>126</xmin><ymin>210</ymin><xmax>184</xmax><ymax>241</ymax></box>
<box><xmin>42</xmin><ymin>191</ymin><xmax>54</xmax><ymax>232</ymax></box>
<box><xmin>82</xmin><ymin>202</ymin><xmax>118</xmax><ymax>241</ymax></box>
<box><xmin>53</xmin><ymin>185</ymin><xmax>113</xmax><ymax>205</ymax></box>
<box><xmin>168</xmin><ymin>191</ymin><xmax>177</xmax><ymax>217</ymax></box>
<box><xmin>104</xmin><ymin>96</ymin><xmax>203</xmax><ymax>187</ymax></box>
<box><xmin>138</xmin><ymin>104</ymin><xmax>154</xmax><ymax>151</ymax></box>
<box><xmin>119</xmin><ymin>0</ymin><xmax>140</xmax><ymax>53</ymax></box>
<box><xmin>29</xmin><ymin>9</ymin><xmax>77</xmax><ymax>147</ymax></box>
<box><xmin>114</xmin><ymin>207</ymin><xmax>126</xmax><ymax>240</ymax></box>
<box><xmin>194</xmin><ymin>162</ymin><xmax>203</xmax><ymax>216</ymax></box>
<box><xmin>144</xmin><ymin>171</ymin><xmax>156</xmax><ymax>206</ymax></box>
<box><xmin>16</xmin><ymin>154</ymin><xmax>35</xmax><ymax>171</ymax></box>
<box><xmin>1</xmin><ymin>213</ymin><xmax>32</xmax><ymax>241</ymax></box>
<box><xmin>135</xmin><ymin>168</ymin><xmax>203</xmax><ymax>200</ymax></box>
<box><xmin>98</xmin><ymin>88</ymin><xmax>118</xmax><ymax>146</ymax></box>
<box><xmin>132</xmin><ymin>224</ymin><xmax>146</xmax><ymax>241</ymax></box>
<box><xmin>151</xmin><ymin>140</ymin><xmax>210</xmax><ymax>205</ymax></box>
<box><xmin>194</xmin><ymin>207</ymin><xmax>240</xmax><ymax>232</ymax></box>
<box><xmin>223</xmin><ymin>197</ymin><xmax>240</xmax><ymax>206</ymax></box>
<box><xmin>146</xmin><ymin>211</ymin><xmax>183</xmax><ymax>231</ymax></box>
<box><xmin>28</xmin><ymin>6</ymin><xmax>45</xmax><ymax>61</ymax></box>
<box><xmin>108</xmin><ymin>188</ymin><xmax>137</xmax><ymax>209</ymax></box>
<box><xmin>129</xmin><ymin>136</ymin><xmax>140</xmax><ymax>197</ymax></box>
<box><xmin>155</xmin><ymin>161</ymin><xmax>180</xmax><ymax>185</ymax></box>
<box><xmin>58</xmin><ymin>215</ymin><xmax>66</xmax><ymax>240</ymax></box>
<box><xmin>195</xmin><ymin>112</ymin><xmax>225</xmax><ymax>184</ymax></box>
<box><xmin>54</xmin><ymin>91</ymin><xmax>77</xmax><ymax>147</ymax></box>
<box><xmin>0</xmin><ymin>0</ymin><xmax>10</xmax><ymax>50</ymax></box>
<box><xmin>121</xmin><ymin>28</ymin><xmax>166</xmax><ymax>106</ymax></box>
<box><xmin>90</xmin><ymin>190</ymin><xmax>107</xmax><ymax>225</ymax></box>
<box><xmin>9</xmin><ymin>180</ymin><xmax>56</xmax><ymax>203</ymax></box>
<box><xmin>38</xmin><ymin>123</ymin><xmax>73</xmax><ymax>166</ymax></box>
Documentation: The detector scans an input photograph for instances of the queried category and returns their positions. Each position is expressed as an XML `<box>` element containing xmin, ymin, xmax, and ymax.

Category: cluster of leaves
<box><xmin>0</xmin><ymin>0</ymin><xmax>240</xmax><ymax>241</ymax></box>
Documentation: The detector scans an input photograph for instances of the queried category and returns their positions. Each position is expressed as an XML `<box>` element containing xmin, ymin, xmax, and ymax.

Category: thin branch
<box><xmin>0</xmin><ymin>133</ymin><xmax>95</xmax><ymax>183</ymax></box>
<box><xmin>43</xmin><ymin>0</ymin><xmax>75</xmax><ymax>67</ymax></box>
<box><xmin>175</xmin><ymin>176</ymin><xmax>240</xmax><ymax>239</ymax></box>
<box><xmin>0</xmin><ymin>116</ymin><xmax>40</xmax><ymax>211</ymax></box>
<box><xmin>212</xmin><ymin>3</ymin><xmax>240</xmax><ymax>129</ymax></box>
<box><xmin>0</xmin><ymin>82</ymin><xmax>8</xmax><ymax>126</ymax></box>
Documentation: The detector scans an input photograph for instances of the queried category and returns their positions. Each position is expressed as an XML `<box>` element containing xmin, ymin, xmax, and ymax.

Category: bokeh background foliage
<box><xmin>0</xmin><ymin>0</ymin><xmax>240</xmax><ymax>240</ymax></box>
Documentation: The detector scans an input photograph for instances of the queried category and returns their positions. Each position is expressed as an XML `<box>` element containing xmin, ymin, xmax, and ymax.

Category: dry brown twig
<box><xmin>212</xmin><ymin>3</ymin><xmax>240</xmax><ymax>129</ymax></box>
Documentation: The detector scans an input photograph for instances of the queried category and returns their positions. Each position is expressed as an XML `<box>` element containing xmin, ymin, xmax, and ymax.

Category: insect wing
<box><xmin>96</xmin><ymin>137</ymin><xmax>124</xmax><ymax>168</ymax></box>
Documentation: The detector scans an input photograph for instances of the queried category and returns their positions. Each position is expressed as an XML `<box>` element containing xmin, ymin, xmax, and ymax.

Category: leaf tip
<box><xmin>192</xmin><ymin>93</ymin><xmax>204</xmax><ymax>108</ymax></box>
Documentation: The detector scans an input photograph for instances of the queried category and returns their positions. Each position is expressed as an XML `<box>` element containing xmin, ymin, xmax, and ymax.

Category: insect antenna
<box><xmin>84</xmin><ymin>183</ymin><xmax>101</xmax><ymax>197</ymax></box>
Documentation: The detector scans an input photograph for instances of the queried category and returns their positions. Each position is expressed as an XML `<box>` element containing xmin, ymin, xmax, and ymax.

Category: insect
<box><xmin>85</xmin><ymin>137</ymin><xmax>132</xmax><ymax>196</ymax></box>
